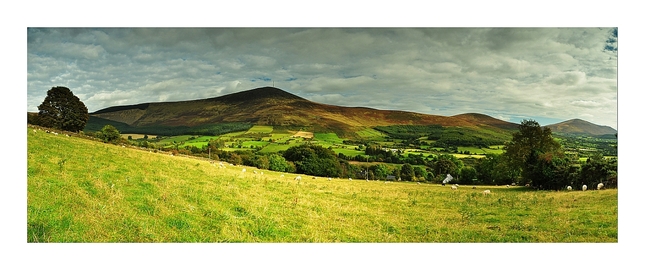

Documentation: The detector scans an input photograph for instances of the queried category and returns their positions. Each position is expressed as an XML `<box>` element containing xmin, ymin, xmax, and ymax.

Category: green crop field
<box><xmin>27</xmin><ymin>127</ymin><xmax>618</xmax><ymax>243</ymax></box>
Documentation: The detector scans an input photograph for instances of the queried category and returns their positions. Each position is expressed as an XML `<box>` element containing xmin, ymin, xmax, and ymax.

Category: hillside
<box><xmin>546</xmin><ymin>119</ymin><xmax>617</xmax><ymax>136</ymax></box>
<box><xmin>26</xmin><ymin>126</ymin><xmax>618</xmax><ymax>242</ymax></box>
<box><xmin>88</xmin><ymin>87</ymin><xmax>515</xmax><ymax>136</ymax></box>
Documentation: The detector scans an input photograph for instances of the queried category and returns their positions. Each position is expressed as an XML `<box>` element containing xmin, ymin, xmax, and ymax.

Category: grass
<box><xmin>28</xmin><ymin>126</ymin><xmax>618</xmax><ymax>242</ymax></box>
<box><xmin>246</xmin><ymin>125</ymin><xmax>274</xmax><ymax>134</ymax></box>
<box><xmin>458</xmin><ymin>146</ymin><xmax>505</xmax><ymax>155</ymax></box>
<box><xmin>314</xmin><ymin>133</ymin><xmax>344</xmax><ymax>144</ymax></box>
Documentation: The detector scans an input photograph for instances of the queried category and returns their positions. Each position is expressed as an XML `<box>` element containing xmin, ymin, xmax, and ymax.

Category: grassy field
<box><xmin>27</xmin><ymin>127</ymin><xmax>618</xmax><ymax>242</ymax></box>
<box><xmin>246</xmin><ymin>125</ymin><xmax>274</xmax><ymax>134</ymax></box>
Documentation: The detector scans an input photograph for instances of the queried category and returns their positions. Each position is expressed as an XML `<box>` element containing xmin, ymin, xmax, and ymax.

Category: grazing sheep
<box><xmin>567</xmin><ymin>186</ymin><xmax>572</xmax><ymax>191</ymax></box>
<box><xmin>417</xmin><ymin>182</ymin><xmax>420</xmax><ymax>185</ymax></box>
<box><xmin>483</xmin><ymin>190</ymin><xmax>491</xmax><ymax>195</ymax></box>
<box><xmin>472</xmin><ymin>186</ymin><xmax>477</xmax><ymax>189</ymax></box>
<box><xmin>511</xmin><ymin>183</ymin><xmax>516</xmax><ymax>186</ymax></box>
<box><xmin>242</xmin><ymin>168</ymin><xmax>246</xmax><ymax>173</ymax></box>
<box><xmin>328</xmin><ymin>177</ymin><xmax>332</xmax><ymax>181</ymax></box>
<box><xmin>582</xmin><ymin>185</ymin><xmax>588</xmax><ymax>191</ymax></box>
<box><xmin>451</xmin><ymin>185</ymin><xmax>458</xmax><ymax>190</ymax></box>
<box><xmin>506</xmin><ymin>185</ymin><xmax>510</xmax><ymax>188</ymax></box>
<box><xmin>525</xmin><ymin>184</ymin><xmax>530</xmax><ymax>187</ymax></box>
<box><xmin>253</xmin><ymin>170</ymin><xmax>258</xmax><ymax>174</ymax></box>
<box><xmin>349</xmin><ymin>178</ymin><xmax>352</xmax><ymax>181</ymax></box>
<box><xmin>455</xmin><ymin>184</ymin><xmax>459</xmax><ymax>187</ymax></box>
<box><xmin>295</xmin><ymin>176</ymin><xmax>302</xmax><ymax>181</ymax></box>
<box><xmin>597</xmin><ymin>183</ymin><xmax>604</xmax><ymax>190</ymax></box>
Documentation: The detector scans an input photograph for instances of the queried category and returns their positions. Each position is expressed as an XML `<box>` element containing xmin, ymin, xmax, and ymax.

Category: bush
<box><xmin>96</xmin><ymin>125</ymin><xmax>121</xmax><ymax>143</ymax></box>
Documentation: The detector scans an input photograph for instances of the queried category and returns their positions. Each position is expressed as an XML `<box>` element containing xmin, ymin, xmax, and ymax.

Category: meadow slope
<box><xmin>27</xmin><ymin>127</ymin><xmax>618</xmax><ymax>242</ymax></box>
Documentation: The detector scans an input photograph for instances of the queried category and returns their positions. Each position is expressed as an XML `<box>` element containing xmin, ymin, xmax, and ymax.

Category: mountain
<box><xmin>89</xmin><ymin>87</ymin><xmax>514</xmax><ymax>136</ymax></box>
<box><xmin>546</xmin><ymin>119</ymin><xmax>617</xmax><ymax>136</ymax></box>
<box><xmin>451</xmin><ymin>113</ymin><xmax>519</xmax><ymax>130</ymax></box>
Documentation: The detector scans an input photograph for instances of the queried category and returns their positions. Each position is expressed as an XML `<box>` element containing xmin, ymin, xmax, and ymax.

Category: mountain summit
<box><xmin>546</xmin><ymin>119</ymin><xmax>617</xmax><ymax>136</ymax></box>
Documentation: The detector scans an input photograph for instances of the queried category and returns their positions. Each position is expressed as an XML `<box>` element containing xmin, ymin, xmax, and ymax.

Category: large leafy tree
<box><xmin>283</xmin><ymin>144</ymin><xmax>342</xmax><ymax>177</ymax></box>
<box><xmin>504</xmin><ymin>119</ymin><xmax>565</xmax><ymax>188</ymax></box>
<box><xmin>400</xmin><ymin>163</ymin><xmax>415</xmax><ymax>181</ymax></box>
<box><xmin>37</xmin><ymin>86</ymin><xmax>89</xmax><ymax>132</ymax></box>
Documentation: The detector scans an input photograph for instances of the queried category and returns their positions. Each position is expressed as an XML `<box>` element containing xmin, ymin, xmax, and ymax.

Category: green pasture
<box><xmin>28</xmin><ymin>126</ymin><xmax>618</xmax><ymax>243</ymax></box>
<box><xmin>257</xmin><ymin>142</ymin><xmax>304</xmax><ymax>153</ymax></box>
<box><xmin>314</xmin><ymin>133</ymin><xmax>344</xmax><ymax>144</ymax></box>
<box><xmin>241</xmin><ymin>141</ymin><xmax>271</xmax><ymax>148</ymax></box>
<box><xmin>356</xmin><ymin>128</ymin><xmax>387</xmax><ymax>140</ymax></box>
<box><xmin>246</xmin><ymin>125</ymin><xmax>274</xmax><ymax>134</ymax></box>
<box><xmin>458</xmin><ymin>146</ymin><xmax>505</xmax><ymax>155</ymax></box>
<box><xmin>157</xmin><ymin>135</ymin><xmax>195</xmax><ymax>144</ymax></box>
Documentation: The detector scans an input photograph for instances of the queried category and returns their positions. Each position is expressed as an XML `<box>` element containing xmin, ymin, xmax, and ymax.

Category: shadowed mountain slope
<box><xmin>88</xmin><ymin>87</ymin><xmax>536</xmax><ymax>137</ymax></box>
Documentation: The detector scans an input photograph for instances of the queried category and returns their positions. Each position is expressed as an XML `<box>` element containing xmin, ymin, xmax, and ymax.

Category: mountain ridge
<box><xmin>546</xmin><ymin>118</ymin><xmax>617</xmax><ymax>136</ymax></box>
<box><xmin>87</xmin><ymin>87</ymin><xmax>613</xmax><ymax>137</ymax></box>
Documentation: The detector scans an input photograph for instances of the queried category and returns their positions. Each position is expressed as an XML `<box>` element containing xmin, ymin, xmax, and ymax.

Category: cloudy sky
<box><xmin>27</xmin><ymin>27</ymin><xmax>618</xmax><ymax>129</ymax></box>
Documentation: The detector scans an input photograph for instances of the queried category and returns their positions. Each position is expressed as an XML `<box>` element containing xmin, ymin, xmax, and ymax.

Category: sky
<box><xmin>27</xmin><ymin>27</ymin><xmax>618</xmax><ymax>129</ymax></box>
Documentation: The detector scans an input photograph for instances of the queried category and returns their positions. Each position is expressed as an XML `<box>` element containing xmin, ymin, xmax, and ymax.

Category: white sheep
<box><xmin>294</xmin><ymin>176</ymin><xmax>302</xmax><ymax>181</ymax></box>
<box><xmin>417</xmin><ymin>182</ymin><xmax>420</xmax><ymax>185</ymax></box>
<box><xmin>582</xmin><ymin>185</ymin><xmax>587</xmax><ymax>191</ymax></box>
<box><xmin>567</xmin><ymin>186</ymin><xmax>572</xmax><ymax>191</ymax></box>
<box><xmin>242</xmin><ymin>168</ymin><xmax>246</xmax><ymax>173</ymax></box>
<box><xmin>455</xmin><ymin>184</ymin><xmax>459</xmax><ymax>187</ymax></box>
<box><xmin>483</xmin><ymin>190</ymin><xmax>491</xmax><ymax>195</ymax></box>
<box><xmin>451</xmin><ymin>185</ymin><xmax>457</xmax><ymax>190</ymax></box>
<box><xmin>597</xmin><ymin>183</ymin><xmax>604</xmax><ymax>190</ymax></box>
<box><xmin>349</xmin><ymin>178</ymin><xmax>352</xmax><ymax>181</ymax></box>
<box><xmin>280</xmin><ymin>174</ymin><xmax>284</xmax><ymax>177</ymax></box>
<box><xmin>328</xmin><ymin>177</ymin><xmax>332</xmax><ymax>181</ymax></box>
<box><xmin>525</xmin><ymin>184</ymin><xmax>530</xmax><ymax>187</ymax></box>
<box><xmin>506</xmin><ymin>185</ymin><xmax>510</xmax><ymax>188</ymax></box>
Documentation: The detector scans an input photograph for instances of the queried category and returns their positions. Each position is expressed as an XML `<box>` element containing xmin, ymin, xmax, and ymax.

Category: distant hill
<box><xmin>88</xmin><ymin>87</ymin><xmax>519</xmax><ymax>137</ymax></box>
<box><xmin>451</xmin><ymin>113</ymin><xmax>519</xmax><ymax>130</ymax></box>
<box><xmin>546</xmin><ymin>119</ymin><xmax>617</xmax><ymax>136</ymax></box>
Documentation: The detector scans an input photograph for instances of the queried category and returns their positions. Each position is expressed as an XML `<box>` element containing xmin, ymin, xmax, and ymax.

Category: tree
<box><xmin>400</xmin><ymin>163</ymin><xmax>415</xmax><ymax>181</ymax></box>
<box><xmin>580</xmin><ymin>153</ymin><xmax>617</xmax><ymax>188</ymax></box>
<box><xmin>37</xmin><ymin>86</ymin><xmax>89</xmax><ymax>132</ymax></box>
<box><xmin>475</xmin><ymin>154</ymin><xmax>518</xmax><ymax>185</ymax></box>
<box><xmin>268</xmin><ymin>154</ymin><xmax>296</xmax><ymax>172</ymax></box>
<box><xmin>459</xmin><ymin>166</ymin><xmax>477</xmax><ymax>185</ymax></box>
<box><xmin>432</xmin><ymin>154</ymin><xmax>463</xmax><ymax>177</ymax></box>
<box><xmin>370</xmin><ymin>164</ymin><xmax>390</xmax><ymax>180</ymax></box>
<box><xmin>97</xmin><ymin>125</ymin><xmax>121</xmax><ymax>143</ymax></box>
<box><xmin>504</xmin><ymin>119</ymin><xmax>564</xmax><ymax>189</ymax></box>
<box><xmin>413</xmin><ymin>166</ymin><xmax>428</xmax><ymax>181</ymax></box>
<box><xmin>283</xmin><ymin>144</ymin><xmax>342</xmax><ymax>177</ymax></box>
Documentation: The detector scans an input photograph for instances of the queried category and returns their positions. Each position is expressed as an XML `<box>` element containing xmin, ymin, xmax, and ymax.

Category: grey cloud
<box><xmin>27</xmin><ymin>28</ymin><xmax>617</xmax><ymax>129</ymax></box>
